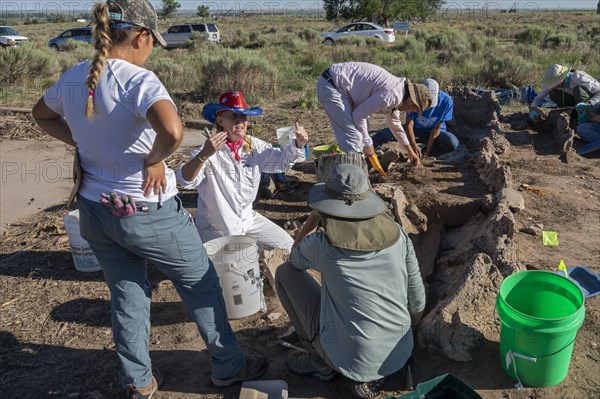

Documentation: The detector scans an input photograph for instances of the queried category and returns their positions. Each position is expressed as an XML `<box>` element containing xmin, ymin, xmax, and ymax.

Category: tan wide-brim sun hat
<box><xmin>542</xmin><ymin>64</ymin><xmax>570</xmax><ymax>91</ymax></box>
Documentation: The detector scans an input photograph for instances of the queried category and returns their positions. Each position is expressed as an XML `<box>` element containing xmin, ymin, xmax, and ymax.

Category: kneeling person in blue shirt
<box><xmin>372</xmin><ymin>79</ymin><xmax>459</xmax><ymax>166</ymax></box>
<box><xmin>275</xmin><ymin>164</ymin><xmax>426</xmax><ymax>399</ymax></box>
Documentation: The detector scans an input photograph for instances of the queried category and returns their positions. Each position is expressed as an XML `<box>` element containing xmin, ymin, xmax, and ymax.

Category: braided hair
<box><xmin>85</xmin><ymin>2</ymin><xmax>145</xmax><ymax>120</ymax></box>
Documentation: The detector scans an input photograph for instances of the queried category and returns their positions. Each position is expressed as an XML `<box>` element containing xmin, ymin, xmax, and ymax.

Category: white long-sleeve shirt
<box><xmin>532</xmin><ymin>70</ymin><xmax>600</xmax><ymax>108</ymax></box>
<box><xmin>329</xmin><ymin>62</ymin><xmax>410</xmax><ymax>146</ymax></box>
<box><xmin>176</xmin><ymin>136</ymin><xmax>304</xmax><ymax>236</ymax></box>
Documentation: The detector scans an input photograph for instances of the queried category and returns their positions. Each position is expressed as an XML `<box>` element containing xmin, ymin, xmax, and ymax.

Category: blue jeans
<box><xmin>371</xmin><ymin>128</ymin><xmax>459</xmax><ymax>156</ymax></box>
<box><xmin>78</xmin><ymin>195</ymin><xmax>244</xmax><ymax>388</ymax></box>
<box><xmin>577</xmin><ymin>122</ymin><xmax>600</xmax><ymax>154</ymax></box>
<box><xmin>317</xmin><ymin>76</ymin><xmax>364</xmax><ymax>153</ymax></box>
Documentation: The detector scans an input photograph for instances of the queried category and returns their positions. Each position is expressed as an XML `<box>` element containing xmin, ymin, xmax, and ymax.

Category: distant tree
<box><xmin>160</xmin><ymin>0</ymin><xmax>181</xmax><ymax>18</ymax></box>
<box><xmin>323</xmin><ymin>0</ymin><xmax>443</xmax><ymax>25</ymax></box>
<box><xmin>197</xmin><ymin>5</ymin><xmax>210</xmax><ymax>17</ymax></box>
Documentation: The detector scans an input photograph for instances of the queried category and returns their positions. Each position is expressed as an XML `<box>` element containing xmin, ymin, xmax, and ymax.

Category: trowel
<box><xmin>368</xmin><ymin>152</ymin><xmax>387</xmax><ymax>177</ymax></box>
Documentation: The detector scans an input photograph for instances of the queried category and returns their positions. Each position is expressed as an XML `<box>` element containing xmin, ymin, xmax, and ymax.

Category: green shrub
<box><xmin>146</xmin><ymin>57</ymin><xmax>192</xmax><ymax>93</ymax></box>
<box><xmin>249</xmin><ymin>31</ymin><xmax>260</xmax><ymax>42</ymax></box>
<box><xmin>365</xmin><ymin>37</ymin><xmax>381</xmax><ymax>46</ymax></box>
<box><xmin>0</xmin><ymin>43</ymin><xmax>59</xmax><ymax>86</ymax></box>
<box><xmin>297</xmin><ymin>28</ymin><xmax>319</xmax><ymax>42</ymax></box>
<box><xmin>515</xmin><ymin>26</ymin><xmax>554</xmax><ymax>45</ymax></box>
<box><xmin>186</xmin><ymin>32</ymin><xmax>209</xmax><ymax>50</ymax></box>
<box><xmin>393</xmin><ymin>37</ymin><xmax>426</xmax><ymax>54</ymax></box>
<box><xmin>197</xmin><ymin>48</ymin><xmax>279</xmax><ymax>101</ymax></box>
<box><xmin>412</xmin><ymin>28</ymin><xmax>430</xmax><ymax>42</ymax></box>
<box><xmin>425</xmin><ymin>29</ymin><xmax>467</xmax><ymax>51</ymax></box>
<box><xmin>61</xmin><ymin>38</ymin><xmax>90</xmax><ymax>52</ymax></box>
<box><xmin>478</xmin><ymin>54</ymin><xmax>537</xmax><ymax>87</ymax></box>
<box><xmin>293</xmin><ymin>90</ymin><xmax>319</xmax><ymax>110</ymax></box>
<box><xmin>543</xmin><ymin>33</ymin><xmax>576</xmax><ymax>49</ymax></box>
<box><xmin>592</xmin><ymin>36</ymin><xmax>600</xmax><ymax>52</ymax></box>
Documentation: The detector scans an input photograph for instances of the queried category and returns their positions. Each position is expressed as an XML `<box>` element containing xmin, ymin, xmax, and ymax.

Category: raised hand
<box><xmin>293</xmin><ymin>121</ymin><xmax>308</xmax><ymax>148</ymax></box>
<box><xmin>198</xmin><ymin>131</ymin><xmax>228</xmax><ymax>159</ymax></box>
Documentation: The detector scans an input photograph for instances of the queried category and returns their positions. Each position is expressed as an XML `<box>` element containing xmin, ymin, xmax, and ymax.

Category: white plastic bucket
<box><xmin>204</xmin><ymin>235</ymin><xmax>265</xmax><ymax>319</ymax></box>
<box><xmin>276</xmin><ymin>126</ymin><xmax>307</xmax><ymax>162</ymax></box>
<box><xmin>276</xmin><ymin>126</ymin><xmax>295</xmax><ymax>148</ymax></box>
<box><xmin>63</xmin><ymin>210</ymin><xmax>101</xmax><ymax>272</ymax></box>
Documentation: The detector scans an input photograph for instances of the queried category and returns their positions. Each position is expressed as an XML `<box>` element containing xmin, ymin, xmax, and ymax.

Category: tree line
<box><xmin>159</xmin><ymin>0</ymin><xmax>443</xmax><ymax>24</ymax></box>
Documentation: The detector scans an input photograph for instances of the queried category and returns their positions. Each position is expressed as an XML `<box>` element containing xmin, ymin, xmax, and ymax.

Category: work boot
<box><xmin>285</xmin><ymin>349</ymin><xmax>337</xmax><ymax>382</ymax></box>
<box><xmin>211</xmin><ymin>355</ymin><xmax>269</xmax><ymax>387</ymax></box>
<box><xmin>351</xmin><ymin>377</ymin><xmax>385</xmax><ymax>399</ymax></box>
<box><xmin>127</xmin><ymin>369</ymin><xmax>163</xmax><ymax>399</ymax></box>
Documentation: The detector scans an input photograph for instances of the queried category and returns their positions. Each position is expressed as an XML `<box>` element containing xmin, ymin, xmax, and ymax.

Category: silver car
<box><xmin>0</xmin><ymin>26</ymin><xmax>28</xmax><ymax>47</ymax></box>
<box><xmin>162</xmin><ymin>23</ymin><xmax>220</xmax><ymax>48</ymax></box>
<box><xmin>320</xmin><ymin>22</ymin><xmax>395</xmax><ymax>45</ymax></box>
<box><xmin>48</xmin><ymin>27</ymin><xmax>92</xmax><ymax>50</ymax></box>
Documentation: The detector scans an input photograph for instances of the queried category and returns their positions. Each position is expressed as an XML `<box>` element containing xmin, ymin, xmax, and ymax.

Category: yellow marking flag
<box><xmin>557</xmin><ymin>260</ymin><xmax>568</xmax><ymax>278</ymax></box>
<box><xmin>542</xmin><ymin>231</ymin><xmax>558</xmax><ymax>246</ymax></box>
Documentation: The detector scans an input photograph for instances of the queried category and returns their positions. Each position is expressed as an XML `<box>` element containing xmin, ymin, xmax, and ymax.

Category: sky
<box><xmin>0</xmin><ymin>0</ymin><xmax>597</xmax><ymax>13</ymax></box>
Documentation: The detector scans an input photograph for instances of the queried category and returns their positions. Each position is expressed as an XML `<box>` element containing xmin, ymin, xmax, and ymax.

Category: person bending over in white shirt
<box><xmin>177</xmin><ymin>90</ymin><xmax>308</xmax><ymax>251</ymax></box>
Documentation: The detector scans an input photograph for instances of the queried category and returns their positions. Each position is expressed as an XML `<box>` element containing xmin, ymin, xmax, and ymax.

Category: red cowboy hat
<box><xmin>202</xmin><ymin>91</ymin><xmax>263</xmax><ymax>124</ymax></box>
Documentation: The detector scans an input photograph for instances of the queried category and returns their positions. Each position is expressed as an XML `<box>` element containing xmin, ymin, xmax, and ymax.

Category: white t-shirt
<box><xmin>43</xmin><ymin>59</ymin><xmax>178</xmax><ymax>203</ymax></box>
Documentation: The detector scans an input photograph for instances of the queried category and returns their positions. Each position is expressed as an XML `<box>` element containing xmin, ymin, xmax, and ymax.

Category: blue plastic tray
<box><xmin>556</xmin><ymin>266</ymin><xmax>600</xmax><ymax>298</ymax></box>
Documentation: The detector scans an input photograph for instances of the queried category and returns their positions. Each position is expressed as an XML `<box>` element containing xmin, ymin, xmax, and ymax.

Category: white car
<box><xmin>320</xmin><ymin>22</ymin><xmax>395</xmax><ymax>45</ymax></box>
<box><xmin>0</xmin><ymin>26</ymin><xmax>28</xmax><ymax>47</ymax></box>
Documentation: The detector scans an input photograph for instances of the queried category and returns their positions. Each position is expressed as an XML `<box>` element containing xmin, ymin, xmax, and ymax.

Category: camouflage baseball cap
<box><xmin>106</xmin><ymin>0</ymin><xmax>166</xmax><ymax>47</ymax></box>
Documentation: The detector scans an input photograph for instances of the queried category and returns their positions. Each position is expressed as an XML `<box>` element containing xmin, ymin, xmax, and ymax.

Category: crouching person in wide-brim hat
<box><xmin>275</xmin><ymin>164</ymin><xmax>426</xmax><ymax>398</ymax></box>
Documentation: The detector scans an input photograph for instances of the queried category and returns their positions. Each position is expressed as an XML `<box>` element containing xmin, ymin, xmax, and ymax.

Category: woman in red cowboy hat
<box><xmin>177</xmin><ymin>90</ymin><xmax>309</xmax><ymax>251</ymax></box>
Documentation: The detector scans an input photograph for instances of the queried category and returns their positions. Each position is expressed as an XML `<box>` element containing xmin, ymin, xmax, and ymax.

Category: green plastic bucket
<box><xmin>496</xmin><ymin>271</ymin><xmax>585</xmax><ymax>387</ymax></box>
<box><xmin>312</xmin><ymin>144</ymin><xmax>342</xmax><ymax>158</ymax></box>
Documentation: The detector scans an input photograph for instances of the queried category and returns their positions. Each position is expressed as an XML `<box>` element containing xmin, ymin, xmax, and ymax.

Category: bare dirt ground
<box><xmin>1</xmin><ymin>95</ymin><xmax>599</xmax><ymax>399</ymax></box>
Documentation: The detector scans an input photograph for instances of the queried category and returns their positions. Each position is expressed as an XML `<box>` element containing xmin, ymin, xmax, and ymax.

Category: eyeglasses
<box><xmin>220</xmin><ymin>112</ymin><xmax>248</xmax><ymax>122</ymax></box>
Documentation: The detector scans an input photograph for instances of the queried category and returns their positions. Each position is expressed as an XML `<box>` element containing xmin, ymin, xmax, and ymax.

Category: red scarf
<box><xmin>226</xmin><ymin>138</ymin><xmax>244</xmax><ymax>161</ymax></box>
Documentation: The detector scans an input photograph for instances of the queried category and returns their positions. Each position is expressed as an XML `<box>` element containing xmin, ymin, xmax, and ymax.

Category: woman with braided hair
<box><xmin>32</xmin><ymin>1</ymin><xmax>268</xmax><ymax>397</ymax></box>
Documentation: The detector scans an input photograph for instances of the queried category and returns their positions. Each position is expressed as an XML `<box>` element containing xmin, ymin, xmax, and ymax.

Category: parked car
<box><xmin>0</xmin><ymin>26</ymin><xmax>28</xmax><ymax>47</ymax></box>
<box><xmin>48</xmin><ymin>27</ymin><xmax>92</xmax><ymax>50</ymax></box>
<box><xmin>320</xmin><ymin>22</ymin><xmax>395</xmax><ymax>45</ymax></box>
<box><xmin>162</xmin><ymin>23</ymin><xmax>220</xmax><ymax>48</ymax></box>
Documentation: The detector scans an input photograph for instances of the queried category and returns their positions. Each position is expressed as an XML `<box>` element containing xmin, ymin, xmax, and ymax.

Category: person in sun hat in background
<box><xmin>32</xmin><ymin>1</ymin><xmax>268</xmax><ymax>397</ymax></box>
<box><xmin>177</xmin><ymin>90</ymin><xmax>308</xmax><ymax>251</ymax></box>
<box><xmin>316</xmin><ymin>62</ymin><xmax>433</xmax><ymax>165</ymax></box>
<box><xmin>371</xmin><ymin>78</ymin><xmax>458</xmax><ymax>165</ymax></box>
<box><xmin>275</xmin><ymin>164</ymin><xmax>426</xmax><ymax>399</ymax></box>
<box><xmin>529</xmin><ymin>64</ymin><xmax>600</xmax><ymax>123</ymax></box>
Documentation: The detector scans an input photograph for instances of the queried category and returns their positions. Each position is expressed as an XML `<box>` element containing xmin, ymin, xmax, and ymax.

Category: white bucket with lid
<box><xmin>204</xmin><ymin>235</ymin><xmax>265</xmax><ymax>319</ymax></box>
<box><xmin>63</xmin><ymin>210</ymin><xmax>102</xmax><ymax>272</ymax></box>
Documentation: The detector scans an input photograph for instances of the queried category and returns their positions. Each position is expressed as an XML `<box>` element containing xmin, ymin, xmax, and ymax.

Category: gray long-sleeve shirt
<box><xmin>532</xmin><ymin>70</ymin><xmax>600</xmax><ymax>108</ymax></box>
<box><xmin>329</xmin><ymin>62</ymin><xmax>410</xmax><ymax>146</ymax></box>
<box><xmin>290</xmin><ymin>225</ymin><xmax>426</xmax><ymax>381</ymax></box>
